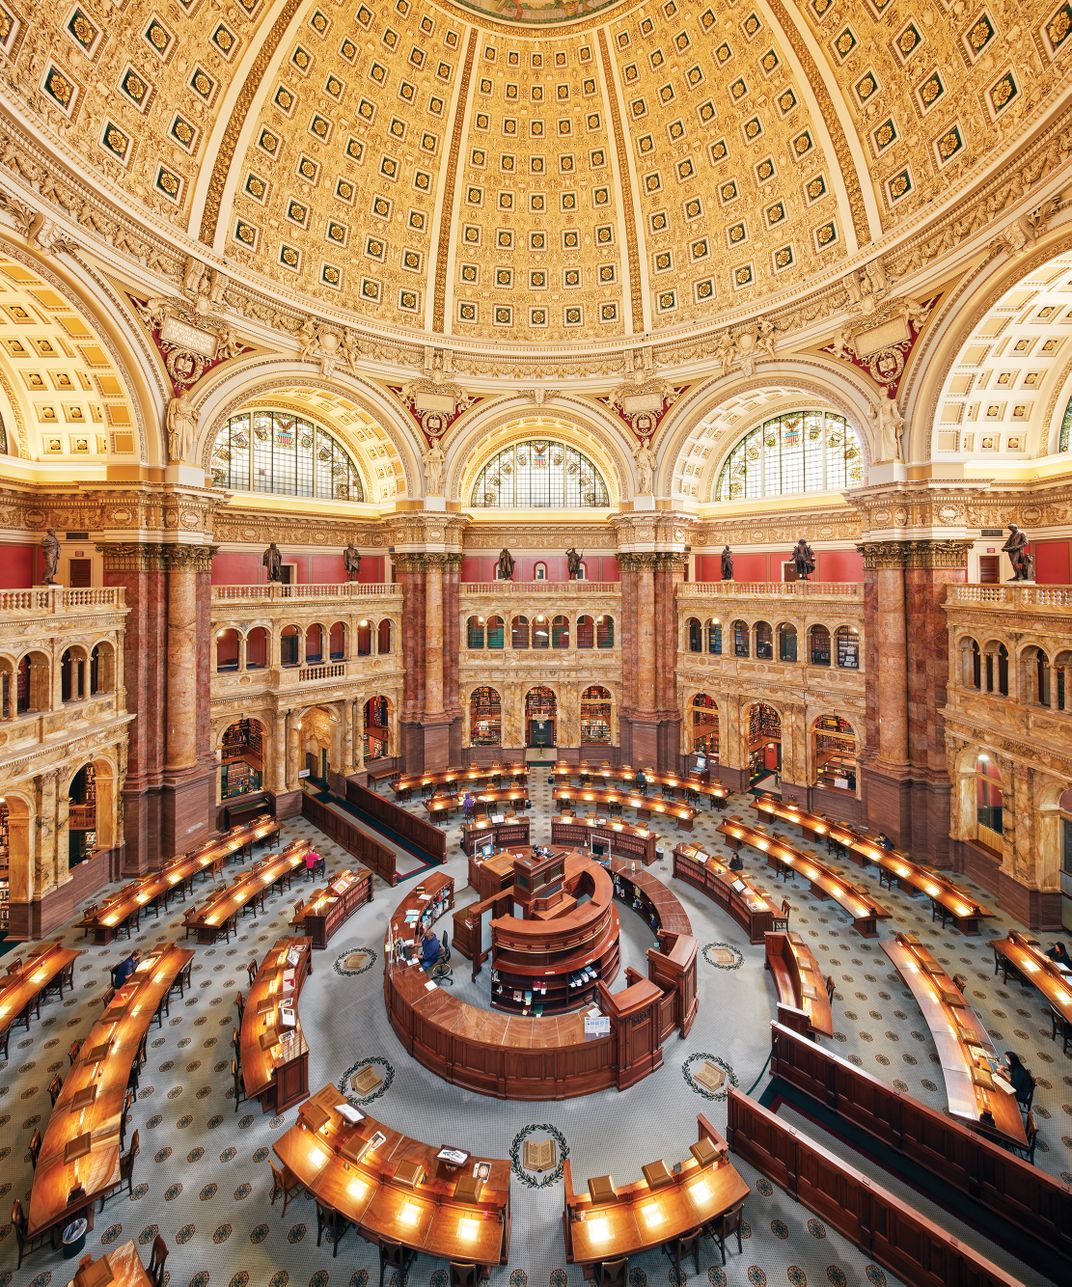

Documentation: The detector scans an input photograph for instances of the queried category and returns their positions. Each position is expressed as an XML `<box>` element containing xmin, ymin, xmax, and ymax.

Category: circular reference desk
<box><xmin>383</xmin><ymin>865</ymin><xmax>697</xmax><ymax>1100</ymax></box>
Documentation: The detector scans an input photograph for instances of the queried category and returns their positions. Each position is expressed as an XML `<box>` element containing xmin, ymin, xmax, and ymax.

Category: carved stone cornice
<box><xmin>387</xmin><ymin>512</ymin><xmax>471</xmax><ymax>553</ymax></box>
<box><xmin>213</xmin><ymin>509</ymin><xmax>386</xmax><ymax>548</ymax></box>
<box><xmin>857</xmin><ymin>539</ymin><xmax>972</xmax><ymax>570</ymax></box>
<box><xmin>851</xmin><ymin>479</ymin><xmax>1072</xmax><ymax>537</ymax></box>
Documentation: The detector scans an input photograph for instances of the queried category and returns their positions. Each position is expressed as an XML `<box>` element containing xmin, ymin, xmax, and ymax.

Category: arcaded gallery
<box><xmin>0</xmin><ymin>2</ymin><xmax>1070</xmax><ymax>1285</ymax></box>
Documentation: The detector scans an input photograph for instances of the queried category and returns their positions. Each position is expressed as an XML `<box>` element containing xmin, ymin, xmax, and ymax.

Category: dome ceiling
<box><xmin>3</xmin><ymin>0</ymin><xmax>1068</xmax><ymax>348</ymax></box>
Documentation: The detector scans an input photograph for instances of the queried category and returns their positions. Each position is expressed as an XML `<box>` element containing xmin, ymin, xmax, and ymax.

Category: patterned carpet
<box><xmin>1</xmin><ymin>777</ymin><xmax>1066</xmax><ymax>1287</ymax></box>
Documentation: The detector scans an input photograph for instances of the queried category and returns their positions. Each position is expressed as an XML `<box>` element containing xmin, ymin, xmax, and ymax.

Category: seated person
<box><xmin>728</xmin><ymin>853</ymin><xmax>744</xmax><ymax>872</ymax></box>
<box><xmin>419</xmin><ymin>926</ymin><xmax>442</xmax><ymax>972</ymax></box>
<box><xmin>875</xmin><ymin>832</ymin><xmax>894</xmax><ymax>851</ymax></box>
<box><xmin>1045</xmin><ymin>941</ymin><xmax>1071</xmax><ymax>969</ymax></box>
<box><xmin>111</xmin><ymin>950</ymin><xmax>141</xmax><ymax>988</ymax></box>
<box><xmin>635</xmin><ymin>769</ymin><xmax>647</xmax><ymax>795</ymax></box>
<box><xmin>1000</xmin><ymin>1050</ymin><xmax>1034</xmax><ymax>1103</ymax></box>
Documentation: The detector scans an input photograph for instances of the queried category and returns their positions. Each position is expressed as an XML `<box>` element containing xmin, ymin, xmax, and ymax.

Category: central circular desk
<box><xmin>383</xmin><ymin>851</ymin><xmax>697</xmax><ymax>1101</ymax></box>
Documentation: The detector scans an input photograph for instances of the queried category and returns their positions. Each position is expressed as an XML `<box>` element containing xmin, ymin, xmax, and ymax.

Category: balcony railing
<box><xmin>0</xmin><ymin>586</ymin><xmax>125</xmax><ymax>616</ymax></box>
<box><xmin>678</xmin><ymin>581</ymin><xmax>862</xmax><ymax>598</ymax></box>
<box><xmin>946</xmin><ymin>584</ymin><xmax>1072</xmax><ymax>609</ymax></box>
<box><xmin>460</xmin><ymin>581</ymin><xmax>620</xmax><ymax>594</ymax></box>
<box><xmin>211</xmin><ymin>582</ymin><xmax>403</xmax><ymax>604</ymax></box>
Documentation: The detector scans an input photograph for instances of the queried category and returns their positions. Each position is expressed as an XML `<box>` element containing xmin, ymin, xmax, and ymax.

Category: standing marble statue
<box><xmin>721</xmin><ymin>545</ymin><xmax>734</xmax><ymax>581</ymax></box>
<box><xmin>496</xmin><ymin>548</ymin><xmax>515</xmax><ymax>581</ymax></box>
<box><xmin>41</xmin><ymin>527</ymin><xmax>61</xmax><ymax>585</ymax></box>
<box><xmin>634</xmin><ymin>438</ymin><xmax>656</xmax><ymax>493</ymax></box>
<box><xmin>423</xmin><ymin>440</ymin><xmax>445</xmax><ymax>495</ymax></box>
<box><xmin>792</xmin><ymin>537</ymin><xmax>816</xmax><ymax>582</ymax></box>
<box><xmin>263</xmin><ymin>542</ymin><xmax>283</xmax><ymax>583</ymax></box>
<box><xmin>1001</xmin><ymin>525</ymin><xmax>1032</xmax><ymax>582</ymax></box>
<box><xmin>343</xmin><ymin>542</ymin><xmax>361</xmax><ymax>581</ymax></box>
<box><xmin>566</xmin><ymin>547</ymin><xmax>583</xmax><ymax>580</ymax></box>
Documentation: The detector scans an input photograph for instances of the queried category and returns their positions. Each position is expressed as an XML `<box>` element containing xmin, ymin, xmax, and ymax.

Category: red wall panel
<box><xmin>1031</xmin><ymin>539</ymin><xmax>1071</xmax><ymax>585</ymax></box>
<box><xmin>0</xmin><ymin>542</ymin><xmax>38</xmax><ymax>588</ymax></box>
<box><xmin>210</xmin><ymin>550</ymin><xmax>386</xmax><ymax>584</ymax></box>
<box><xmin>459</xmin><ymin>554</ymin><xmax>619</xmax><ymax>582</ymax></box>
<box><xmin>816</xmin><ymin>549</ymin><xmax>864</xmax><ymax>583</ymax></box>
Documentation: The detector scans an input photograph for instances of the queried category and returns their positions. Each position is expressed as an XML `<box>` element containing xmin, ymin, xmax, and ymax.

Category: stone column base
<box><xmin>619</xmin><ymin>711</ymin><xmax>684</xmax><ymax>771</ymax></box>
<box><xmin>400</xmin><ymin>714</ymin><xmax>455</xmax><ymax>772</ymax></box>
<box><xmin>861</xmin><ymin>765</ymin><xmax>952</xmax><ymax>866</ymax></box>
<box><xmin>160</xmin><ymin>769</ymin><xmax>217</xmax><ymax>863</ymax></box>
<box><xmin>271</xmin><ymin>789</ymin><xmax>303</xmax><ymax>819</ymax></box>
<box><xmin>122</xmin><ymin>783</ymin><xmax>162</xmax><ymax>875</ymax></box>
<box><xmin>950</xmin><ymin>838</ymin><xmax>1062</xmax><ymax>930</ymax></box>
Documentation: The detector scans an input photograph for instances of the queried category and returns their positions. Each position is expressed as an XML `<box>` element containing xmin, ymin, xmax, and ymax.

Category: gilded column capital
<box><xmin>618</xmin><ymin>551</ymin><xmax>658</xmax><ymax>571</ymax></box>
<box><xmin>98</xmin><ymin>540</ymin><xmax>216</xmax><ymax>572</ymax></box>
<box><xmin>160</xmin><ymin>543</ymin><xmax>218</xmax><ymax>573</ymax></box>
<box><xmin>856</xmin><ymin>540</ymin><xmax>908</xmax><ymax>570</ymax></box>
<box><xmin>903</xmin><ymin>539</ymin><xmax>972</xmax><ymax>570</ymax></box>
<box><xmin>391</xmin><ymin>552</ymin><xmax>426</xmax><ymax>574</ymax></box>
<box><xmin>654</xmin><ymin>551</ymin><xmax>689</xmax><ymax>571</ymax></box>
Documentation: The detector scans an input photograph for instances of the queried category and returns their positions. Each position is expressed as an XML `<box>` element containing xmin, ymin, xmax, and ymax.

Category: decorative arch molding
<box><xmin>656</xmin><ymin>362</ymin><xmax>877</xmax><ymax>503</ymax></box>
<box><xmin>0</xmin><ymin>236</ymin><xmax>157</xmax><ymax>465</ymax></box>
<box><xmin>445</xmin><ymin>394</ymin><xmax>636</xmax><ymax>506</ymax></box>
<box><xmin>191</xmin><ymin>361</ymin><xmax>423</xmax><ymax>502</ymax></box>
<box><xmin>903</xmin><ymin>217</ymin><xmax>1072</xmax><ymax>467</ymax></box>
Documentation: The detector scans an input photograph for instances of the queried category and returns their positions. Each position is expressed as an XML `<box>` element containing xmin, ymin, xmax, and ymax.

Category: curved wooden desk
<box><xmin>425</xmin><ymin>787</ymin><xmax>527</xmax><ymax>818</ymax></box>
<box><xmin>554</xmin><ymin>786</ymin><xmax>695</xmax><ymax>828</ymax></box>
<box><xmin>554</xmin><ymin>762</ymin><xmax>728</xmax><ymax>807</ymax></box>
<box><xmin>241</xmin><ymin>937</ymin><xmax>312</xmax><ymax>1114</ymax></box>
<box><xmin>991</xmin><ymin>930</ymin><xmax>1072</xmax><ymax>1023</ymax></box>
<box><xmin>563</xmin><ymin>1114</ymin><xmax>748</xmax><ymax>1270</ymax></box>
<box><xmin>0</xmin><ymin>942</ymin><xmax>80</xmax><ymax>1057</ymax></box>
<box><xmin>275</xmin><ymin>1085</ymin><xmax>511</xmax><ymax>1268</ymax></box>
<box><xmin>751</xmin><ymin>796</ymin><xmax>992</xmax><ymax>933</ymax></box>
<box><xmin>765</xmin><ymin>931</ymin><xmax>833</xmax><ymax>1038</ymax></box>
<box><xmin>183</xmin><ymin>840</ymin><xmax>310</xmax><ymax>942</ymax></box>
<box><xmin>392</xmin><ymin>762</ymin><xmax>527</xmax><ymax>799</ymax></box>
<box><xmin>883</xmin><ymin>933</ymin><xmax>1026</xmax><ymax>1147</ymax></box>
<box><xmin>73</xmin><ymin>1241</ymin><xmax>151</xmax><ymax>1287</ymax></box>
<box><xmin>551</xmin><ymin>813</ymin><xmax>657</xmax><ymax>865</ymax></box>
<box><xmin>672</xmin><ymin>842</ymin><xmax>775</xmax><ymax>943</ymax></box>
<box><xmin>384</xmin><ymin>873</ymin><xmax>688</xmax><ymax>1099</ymax></box>
<box><xmin>28</xmin><ymin>943</ymin><xmax>193</xmax><ymax>1240</ymax></box>
<box><xmin>463</xmin><ymin>814</ymin><xmax>530</xmax><ymax>855</ymax></box>
<box><xmin>719</xmin><ymin>817</ymin><xmax>889</xmax><ymax>937</ymax></box>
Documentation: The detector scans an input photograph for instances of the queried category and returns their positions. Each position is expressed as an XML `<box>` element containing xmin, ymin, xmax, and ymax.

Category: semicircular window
<box><xmin>471</xmin><ymin>440</ymin><xmax>609</xmax><ymax>508</ymax></box>
<box><xmin>715</xmin><ymin>411</ymin><xmax>864</xmax><ymax>501</ymax></box>
<box><xmin>1059</xmin><ymin>393</ymin><xmax>1072</xmax><ymax>452</ymax></box>
<box><xmin>210</xmin><ymin>409</ymin><xmax>364</xmax><ymax>501</ymax></box>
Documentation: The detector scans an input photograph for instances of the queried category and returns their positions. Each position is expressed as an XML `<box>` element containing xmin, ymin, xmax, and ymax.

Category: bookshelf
<box><xmin>221</xmin><ymin>719</ymin><xmax>265</xmax><ymax>800</ymax></box>
<box><xmin>813</xmin><ymin>714</ymin><xmax>858</xmax><ymax>791</ymax></box>
<box><xmin>580</xmin><ymin>686</ymin><xmax>612</xmax><ymax>745</ymax></box>
<box><xmin>469</xmin><ymin>686</ymin><xmax>502</xmax><ymax>746</ymax></box>
<box><xmin>691</xmin><ymin>695</ymin><xmax>719</xmax><ymax>758</ymax></box>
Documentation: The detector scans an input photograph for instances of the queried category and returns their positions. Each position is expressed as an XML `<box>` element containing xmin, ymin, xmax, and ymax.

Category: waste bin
<box><xmin>61</xmin><ymin>1216</ymin><xmax>88</xmax><ymax>1259</ymax></box>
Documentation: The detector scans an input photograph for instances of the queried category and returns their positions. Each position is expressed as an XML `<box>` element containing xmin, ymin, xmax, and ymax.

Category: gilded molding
<box><xmin>618</xmin><ymin>552</ymin><xmax>658</xmax><ymax>571</ymax></box>
<box><xmin>857</xmin><ymin>538</ymin><xmax>971</xmax><ymax>570</ymax></box>
<box><xmin>98</xmin><ymin>541</ymin><xmax>216</xmax><ymax>573</ymax></box>
<box><xmin>432</xmin><ymin>27</ymin><xmax>478</xmax><ymax>335</ymax></box>
<box><xmin>597</xmin><ymin>28</ymin><xmax>643</xmax><ymax>329</ymax></box>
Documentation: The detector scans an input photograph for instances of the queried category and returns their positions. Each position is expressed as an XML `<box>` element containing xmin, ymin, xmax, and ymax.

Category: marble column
<box><xmin>394</xmin><ymin>554</ymin><xmax>427</xmax><ymax>769</ymax></box>
<box><xmin>617</xmin><ymin>553</ymin><xmax>660</xmax><ymax>765</ymax></box>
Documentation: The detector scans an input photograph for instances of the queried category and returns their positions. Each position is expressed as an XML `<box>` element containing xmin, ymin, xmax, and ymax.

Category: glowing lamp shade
<box><xmin>458</xmin><ymin>1217</ymin><xmax>480</xmax><ymax>1242</ymax></box>
<box><xmin>641</xmin><ymin>1203</ymin><xmax>664</xmax><ymax>1228</ymax></box>
<box><xmin>308</xmin><ymin>1147</ymin><xmax>327</xmax><ymax>1168</ymax></box>
<box><xmin>689</xmin><ymin>1179</ymin><xmax>712</xmax><ymax>1203</ymax></box>
<box><xmin>587</xmin><ymin>1218</ymin><xmax>610</xmax><ymax>1244</ymax></box>
<box><xmin>400</xmin><ymin>1202</ymin><xmax>421</xmax><ymax>1226</ymax></box>
<box><xmin>347</xmin><ymin>1177</ymin><xmax>368</xmax><ymax>1200</ymax></box>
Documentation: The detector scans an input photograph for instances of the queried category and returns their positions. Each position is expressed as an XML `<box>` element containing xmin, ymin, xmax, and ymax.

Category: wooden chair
<box><xmin>68</xmin><ymin>1038</ymin><xmax>83</xmax><ymax>1066</ymax></box>
<box><xmin>378</xmin><ymin>1234</ymin><xmax>416</xmax><ymax>1287</ymax></box>
<box><xmin>171</xmin><ymin>958</ymin><xmax>193</xmax><ymax>999</ymax></box>
<box><xmin>232</xmin><ymin>1056</ymin><xmax>251</xmax><ymax>1113</ymax></box>
<box><xmin>11</xmin><ymin>1197</ymin><xmax>50</xmax><ymax>1269</ymax></box>
<box><xmin>119</xmin><ymin>1086</ymin><xmax>136</xmax><ymax>1149</ymax></box>
<box><xmin>1050</xmin><ymin>1007</ymin><xmax>1071</xmax><ymax>1054</ymax></box>
<box><xmin>148</xmin><ymin>1234</ymin><xmax>169</xmax><ymax>1287</ymax></box>
<box><xmin>80</xmin><ymin>906</ymin><xmax>99</xmax><ymax>937</ymax></box>
<box><xmin>47</xmin><ymin>1074</ymin><xmax>63</xmax><ymax>1106</ymax></box>
<box><xmin>27</xmin><ymin>1126</ymin><xmax>41</xmax><ymax>1170</ymax></box>
<box><xmin>952</xmin><ymin>974</ymin><xmax>969</xmax><ymax>993</ymax></box>
<box><xmin>316</xmin><ymin>1200</ymin><xmax>349</xmax><ymax>1258</ymax></box>
<box><xmin>16</xmin><ymin>994</ymin><xmax>40</xmax><ymax>1029</ymax></box>
<box><xmin>661</xmin><ymin>1229</ymin><xmax>701</xmax><ymax>1279</ymax></box>
<box><xmin>1016</xmin><ymin>1075</ymin><xmax>1036</xmax><ymax>1116</ymax></box>
<box><xmin>0</xmin><ymin>1026</ymin><xmax>8</xmax><ymax>1062</ymax></box>
<box><xmin>127</xmin><ymin>1059</ymin><xmax>140</xmax><ymax>1103</ymax></box>
<box><xmin>593</xmin><ymin>1257</ymin><xmax>628</xmax><ymax>1287</ymax></box>
<box><xmin>1013</xmin><ymin>1113</ymin><xmax>1039</xmax><ymax>1164</ymax></box>
<box><xmin>235</xmin><ymin>991</ymin><xmax>245</xmax><ymax>1024</ymax></box>
<box><xmin>706</xmin><ymin>1200</ymin><xmax>744</xmax><ymax>1265</ymax></box>
<box><xmin>247</xmin><ymin>960</ymin><xmax>259</xmax><ymax>985</ymax></box>
<box><xmin>825</xmin><ymin>975</ymin><xmax>836</xmax><ymax>1003</ymax></box>
<box><xmin>99</xmin><ymin>1128</ymin><xmax>139</xmax><ymax>1208</ymax></box>
<box><xmin>449</xmin><ymin>1263</ymin><xmax>484</xmax><ymax>1287</ymax></box>
<box><xmin>770</xmin><ymin>900</ymin><xmax>790</xmax><ymax>933</ymax></box>
<box><xmin>269</xmin><ymin>1160</ymin><xmax>302</xmax><ymax>1218</ymax></box>
<box><xmin>232</xmin><ymin>1026</ymin><xmax>242</xmax><ymax>1067</ymax></box>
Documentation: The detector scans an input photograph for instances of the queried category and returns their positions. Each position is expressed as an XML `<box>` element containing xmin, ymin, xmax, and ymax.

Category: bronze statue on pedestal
<box><xmin>343</xmin><ymin>543</ymin><xmax>361</xmax><ymax>581</ymax></box>
<box><xmin>497</xmin><ymin>548</ymin><xmax>515</xmax><ymax>581</ymax></box>
<box><xmin>566</xmin><ymin>547</ymin><xmax>583</xmax><ymax>579</ymax></box>
<box><xmin>1001</xmin><ymin>525</ymin><xmax>1032</xmax><ymax>582</ymax></box>
<box><xmin>263</xmin><ymin>542</ymin><xmax>283</xmax><ymax>583</ymax></box>
<box><xmin>41</xmin><ymin>528</ymin><xmax>60</xmax><ymax>585</ymax></box>
<box><xmin>792</xmin><ymin>538</ymin><xmax>816</xmax><ymax>582</ymax></box>
<box><xmin>721</xmin><ymin>545</ymin><xmax>734</xmax><ymax>581</ymax></box>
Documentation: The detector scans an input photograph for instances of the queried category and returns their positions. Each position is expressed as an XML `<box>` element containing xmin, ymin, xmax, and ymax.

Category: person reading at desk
<box><xmin>1046</xmin><ymin>941</ymin><xmax>1071</xmax><ymax>968</ymax></box>
<box><xmin>462</xmin><ymin>791</ymin><xmax>475</xmax><ymax>821</ymax></box>
<box><xmin>875</xmin><ymin>832</ymin><xmax>894</xmax><ymax>850</ymax></box>
<box><xmin>728</xmin><ymin>853</ymin><xmax>744</xmax><ymax>872</ymax></box>
<box><xmin>999</xmin><ymin>1050</ymin><xmax>1035</xmax><ymax>1105</ymax></box>
<box><xmin>112</xmin><ymin>950</ymin><xmax>141</xmax><ymax>987</ymax></box>
<box><xmin>419</xmin><ymin>925</ymin><xmax>442</xmax><ymax>972</ymax></box>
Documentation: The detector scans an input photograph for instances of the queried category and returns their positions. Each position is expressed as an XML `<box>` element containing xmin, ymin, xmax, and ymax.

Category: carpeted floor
<box><xmin>1</xmin><ymin>778</ymin><xmax>1066</xmax><ymax>1287</ymax></box>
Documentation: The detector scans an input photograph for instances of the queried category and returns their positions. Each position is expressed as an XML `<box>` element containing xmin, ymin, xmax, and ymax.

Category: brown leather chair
<box><xmin>148</xmin><ymin>1234</ymin><xmax>168</xmax><ymax>1287</ymax></box>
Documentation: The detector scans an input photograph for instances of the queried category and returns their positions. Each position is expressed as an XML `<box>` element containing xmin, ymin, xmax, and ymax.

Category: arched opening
<box><xmin>809</xmin><ymin>625</ymin><xmax>832</xmax><ymax>667</ymax></box>
<box><xmin>0</xmin><ymin>656</ymin><xmax>12</xmax><ymax>720</ymax></box>
<box><xmin>60</xmin><ymin>646</ymin><xmax>89</xmax><ymax>702</ymax></box>
<box><xmin>216</xmin><ymin>628</ymin><xmax>241</xmax><ymax>673</ymax></box>
<box><xmin>596</xmin><ymin>615</ymin><xmax>615</xmax><ymax>648</ymax></box>
<box><xmin>974</xmin><ymin>754</ymin><xmax>1004</xmax><ymax>851</ymax></box>
<box><xmin>467</xmin><ymin>615</ymin><xmax>486</xmax><ymax>649</ymax></box>
<box><xmin>0</xmin><ymin>795</ymin><xmax>30</xmax><ymax>908</ymax></box>
<box><xmin>1055</xmin><ymin>650</ymin><xmax>1071</xmax><ymax>712</ymax></box>
<box><xmin>305</xmin><ymin>623</ymin><xmax>324</xmax><ymax>664</ymax></box>
<box><xmin>16</xmin><ymin>652</ymin><xmax>49</xmax><ymax>714</ymax></box>
<box><xmin>247</xmin><ymin>627</ymin><xmax>269</xmax><ymax>669</ymax></box>
<box><xmin>551</xmin><ymin>614</ymin><xmax>570</xmax><ymax>648</ymax></box>
<box><xmin>89</xmin><ymin>642</ymin><xmax>115</xmax><ymax>694</ymax></box>
<box><xmin>813</xmin><ymin>715</ymin><xmax>858</xmax><ymax>795</ymax></box>
<box><xmin>732</xmin><ymin>619</ymin><xmax>749</xmax><ymax>658</ymax></box>
<box><xmin>67</xmin><ymin>760</ymin><xmax>114</xmax><ymax>866</ymax></box>
<box><xmin>470</xmin><ymin>439</ymin><xmax>610</xmax><ymax>508</ymax></box>
<box><xmin>1022</xmin><ymin>645</ymin><xmax>1050</xmax><ymax>706</ymax></box>
<box><xmin>691</xmin><ymin>694</ymin><xmax>719</xmax><ymax>762</ymax></box>
<box><xmin>835</xmin><ymin>625</ymin><xmax>860</xmax><ymax>669</ymax></box>
<box><xmin>356</xmin><ymin>620</ymin><xmax>373</xmax><ymax>656</ymax></box>
<box><xmin>300</xmin><ymin>706</ymin><xmax>339</xmax><ymax>782</ymax></box>
<box><xmin>329</xmin><ymin>622</ymin><xmax>347</xmax><ymax>661</ymax></box>
<box><xmin>512</xmin><ymin>615</ymin><xmax>530</xmax><ymax>649</ymax></box>
<box><xmin>470</xmin><ymin>686</ymin><xmax>501</xmax><ymax>747</ymax></box>
<box><xmin>778</xmin><ymin>623</ymin><xmax>797</xmax><ymax>662</ymax></box>
<box><xmin>377</xmin><ymin>619</ymin><xmax>392</xmax><ymax>654</ymax></box>
<box><xmin>960</xmin><ymin>637</ymin><xmax>981</xmax><ymax>689</ymax></box>
<box><xmin>715</xmin><ymin>410</ymin><xmax>864</xmax><ymax>499</ymax></box>
<box><xmin>706</xmin><ymin>618</ymin><xmax>723</xmax><ymax>655</ymax></box>
<box><xmin>754</xmin><ymin>621</ymin><xmax>773</xmax><ymax>660</ymax></box>
<box><xmin>220</xmin><ymin>718</ymin><xmax>266</xmax><ymax>800</ymax></box>
<box><xmin>1060</xmin><ymin>788</ymin><xmax>1072</xmax><ymax>907</ymax></box>
<box><xmin>280</xmin><ymin>624</ymin><xmax>301</xmax><ymax>667</ymax></box>
<box><xmin>525</xmin><ymin>685</ymin><xmax>557</xmax><ymax>748</ymax></box>
<box><xmin>531</xmin><ymin>613</ymin><xmax>550</xmax><ymax>650</ymax></box>
<box><xmin>746</xmin><ymin>702</ymin><xmax>781</xmax><ymax>788</ymax></box>
<box><xmin>486</xmin><ymin>615</ymin><xmax>505</xmax><ymax>649</ymax></box>
<box><xmin>984</xmin><ymin>641</ymin><xmax>1009</xmax><ymax>695</ymax></box>
<box><xmin>577</xmin><ymin>614</ymin><xmax>595</xmax><ymax>649</ymax></box>
<box><xmin>581</xmin><ymin>685</ymin><xmax>613</xmax><ymax>746</ymax></box>
<box><xmin>686</xmin><ymin>617</ymin><xmax>702</xmax><ymax>653</ymax></box>
<box><xmin>364</xmin><ymin>695</ymin><xmax>391</xmax><ymax>762</ymax></box>
<box><xmin>533</xmin><ymin>561</ymin><xmax>547</xmax><ymax>581</ymax></box>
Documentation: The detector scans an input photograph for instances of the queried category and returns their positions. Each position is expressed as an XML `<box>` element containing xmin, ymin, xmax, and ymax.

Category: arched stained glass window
<box><xmin>1059</xmin><ymin>394</ymin><xmax>1072</xmax><ymax>452</ymax></box>
<box><xmin>471</xmin><ymin>439</ymin><xmax>609</xmax><ymax>508</ymax></box>
<box><xmin>210</xmin><ymin>409</ymin><xmax>364</xmax><ymax>501</ymax></box>
<box><xmin>715</xmin><ymin>411</ymin><xmax>863</xmax><ymax>501</ymax></box>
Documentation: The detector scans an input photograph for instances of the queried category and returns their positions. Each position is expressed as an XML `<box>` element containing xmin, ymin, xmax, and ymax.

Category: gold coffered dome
<box><xmin>4</xmin><ymin>0</ymin><xmax>1069</xmax><ymax>348</ymax></box>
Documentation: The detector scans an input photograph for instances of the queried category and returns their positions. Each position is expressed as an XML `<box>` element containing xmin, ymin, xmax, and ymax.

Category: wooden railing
<box><xmin>0</xmin><ymin>586</ymin><xmax>125</xmax><ymax>614</ymax></box>
<box><xmin>211</xmin><ymin>583</ymin><xmax>402</xmax><ymax>603</ymax></box>
<box><xmin>727</xmin><ymin>1088</ymin><xmax>1024</xmax><ymax>1287</ymax></box>
<box><xmin>300</xmin><ymin>793</ymin><xmax>396</xmax><ymax>886</ymax></box>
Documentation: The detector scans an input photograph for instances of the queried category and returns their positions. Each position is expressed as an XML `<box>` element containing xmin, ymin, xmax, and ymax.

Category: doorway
<box><xmin>525</xmin><ymin>686</ymin><xmax>557</xmax><ymax>747</ymax></box>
